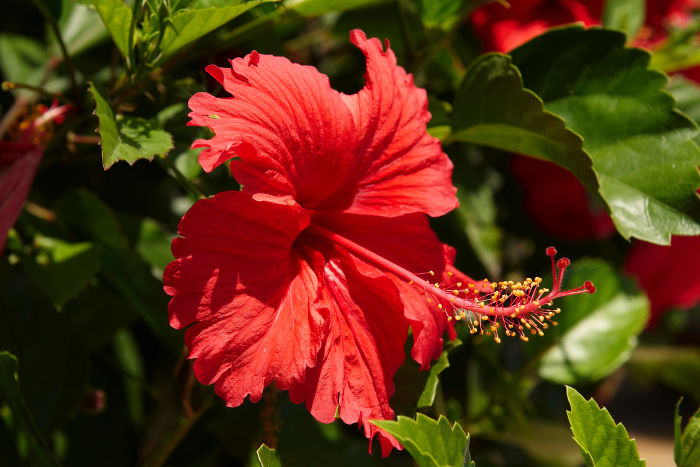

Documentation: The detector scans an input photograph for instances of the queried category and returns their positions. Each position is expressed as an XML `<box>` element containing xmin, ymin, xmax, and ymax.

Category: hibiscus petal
<box><xmin>288</xmin><ymin>249</ymin><xmax>406</xmax><ymax>457</ymax></box>
<box><xmin>0</xmin><ymin>142</ymin><xmax>42</xmax><ymax>253</ymax></box>
<box><xmin>188</xmin><ymin>52</ymin><xmax>361</xmax><ymax>211</ymax></box>
<box><xmin>164</xmin><ymin>192</ymin><xmax>330</xmax><ymax>405</ymax></box>
<box><xmin>312</xmin><ymin>212</ymin><xmax>469</xmax><ymax>368</ymax></box>
<box><xmin>340</xmin><ymin>29</ymin><xmax>457</xmax><ymax>218</ymax></box>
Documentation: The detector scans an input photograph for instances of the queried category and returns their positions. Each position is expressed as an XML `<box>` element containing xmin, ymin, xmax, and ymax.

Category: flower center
<box><xmin>306</xmin><ymin>224</ymin><xmax>594</xmax><ymax>343</ymax></box>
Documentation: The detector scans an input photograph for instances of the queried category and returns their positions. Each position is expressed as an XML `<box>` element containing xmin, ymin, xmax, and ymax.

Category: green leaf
<box><xmin>19</xmin><ymin>237</ymin><xmax>102</xmax><ymax>309</ymax></box>
<box><xmin>287</xmin><ymin>0</ymin><xmax>389</xmax><ymax>16</ymax></box>
<box><xmin>89</xmin><ymin>0</ymin><xmax>133</xmax><ymax>58</ymax></box>
<box><xmin>451</xmin><ymin>53</ymin><xmax>597</xmax><ymax>192</ymax></box>
<box><xmin>135</xmin><ymin>218</ymin><xmax>174</xmax><ymax>277</ymax></box>
<box><xmin>0</xmin><ymin>34</ymin><xmax>49</xmax><ymax>87</ymax></box>
<box><xmin>0</xmin><ymin>264</ymin><xmax>89</xmax><ymax>440</ymax></box>
<box><xmin>88</xmin><ymin>82</ymin><xmax>174</xmax><ymax>168</ymax></box>
<box><xmin>416</xmin><ymin>349</ymin><xmax>451</xmax><ymax>408</ymax></box>
<box><xmin>668</xmin><ymin>75</ymin><xmax>700</xmax><ymax>144</ymax></box>
<box><xmin>372</xmin><ymin>414</ymin><xmax>474</xmax><ymax>467</ymax></box>
<box><xmin>0</xmin><ymin>352</ymin><xmax>60</xmax><ymax>467</ymax></box>
<box><xmin>418</xmin><ymin>0</ymin><xmax>466</xmax><ymax>29</ymax></box>
<box><xmin>56</xmin><ymin>189</ymin><xmax>128</xmax><ymax>251</ymax></box>
<box><xmin>566</xmin><ymin>386</ymin><xmax>645</xmax><ymax>467</ymax></box>
<box><xmin>510</xmin><ymin>26</ymin><xmax>700</xmax><ymax>244</ymax></box>
<box><xmin>57</xmin><ymin>2</ymin><xmax>109</xmax><ymax>56</ymax></box>
<box><xmin>675</xmin><ymin>400</ymin><xmax>700</xmax><ymax>467</ymax></box>
<box><xmin>537</xmin><ymin>259</ymin><xmax>649</xmax><ymax>384</ymax></box>
<box><xmin>603</xmin><ymin>0</ymin><xmax>645</xmax><ymax>39</ymax></box>
<box><xmin>256</xmin><ymin>443</ymin><xmax>282</xmax><ymax>467</ymax></box>
<box><xmin>158</xmin><ymin>0</ymin><xmax>273</xmax><ymax>58</ymax></box>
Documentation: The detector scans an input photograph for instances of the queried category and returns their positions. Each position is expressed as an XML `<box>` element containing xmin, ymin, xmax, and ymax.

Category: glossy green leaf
<box><xmin>511</xmin><ymin>26</ymin><xmax>700</xmax><ymax>244</ymax></box>
<box><xmin>537</xmin><ymin>259</ymin><xmax>649</xmax><ymax>384</ymax></box>
<box><xmin>89</xmin><ymin>82</ymin><xmax>174</xmax><ymax>168</ymax></box>
<box><xmin>603</xmin><ymin>0</ymin><xmax>645</xmax><ymax>39</ymax></box>
<box><xmin>89</xmin><ymin>0</ymin><xmax>132</xmax><ymax>58</ymax></box>
<box><xmin>158</xmin><ymin>0</ymin><xmax>273</xmax><ymax>58</ymax></box>
<box><xmin>0</xmin><ymin>352</ymin><xmax>60</xmax><ymax>467</ymax></box>
<box><xmin>675</xmin><ymin>399</ymin><xmax>700</xmax><ymax>467</ymax></box>
<box><xmin>668</xmin><ymin>75</ymin><xmax>700</xmax><ymax>144</ymax></box>
<box><xmin>257</xmin><ymin>443</ymin><xmax>282</xmax><ymax>467</ymax></box>
<box><xmin>451</xmin><ymin>53</ymin><xmax>597</xmax><ymax>191</ymax></box>
<box><xmin>372</xmin><ymin>414</ymin><xmax>474</xmax><ymax>467</ymax></box>
<box><xmin>566</xmin><ymin>386</ymin><xmax>645</xmax><ymax>467</ymax></box>
<box><xmin>19</xmin><ymin>237</ymin><xmax>101</xmax><ymax>309</ymax></box>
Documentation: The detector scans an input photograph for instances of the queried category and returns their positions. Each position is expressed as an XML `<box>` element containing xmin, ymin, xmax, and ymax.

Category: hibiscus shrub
<box><xmin>2</xmin><ymin>1</ymin><xmax>700</xmax><ymax>466</ymax></box>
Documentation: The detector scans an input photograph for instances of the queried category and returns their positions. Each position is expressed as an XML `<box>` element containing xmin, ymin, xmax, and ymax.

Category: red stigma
<box><xmin>546</xmin><ymin>246</ymin><xmax>558</xmax><ymax>256</ymax></box>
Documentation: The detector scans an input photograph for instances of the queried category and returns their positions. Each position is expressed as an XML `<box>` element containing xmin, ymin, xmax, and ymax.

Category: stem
<box><xmin>138</xmin><ymin>397</ymin><xmax>213</xmax><ymax>467</ymax></box>
<box><xmin>2</xmin><ymin>82</ymin><xmax>70</xmax><ymax>103</ymax></box>
<box><xmin>157</xmin><ymin>156</ymin><xmax>205</xmax><ymax>202</ymax></box>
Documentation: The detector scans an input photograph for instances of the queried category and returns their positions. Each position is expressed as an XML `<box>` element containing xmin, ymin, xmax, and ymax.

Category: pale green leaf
<box><xmin>537</xmin><ymin>259</ymin><xmax>649</xmax><ymax>384</ymax></box>
<box><xmin>256</xmin><ymin>443</ymin><xmax>282</xmax><ymax>467</ymax></box>
<box><xmin>372</xmin><ymin>414</ymin><xmax>474</xmax><ymax>467</ymax></box>
<box><xmin>89</xmin><ymin>0</ymin><xmax>133</xmax><ymax>58</ymax></box>
<box><xmin>566</xmin><ymin>386</ymin><xmax>645</xmax><ymax>467</ymax></box>
<box><xmin>603</xmin><ymin>0</ymin><xmax>645</xmax><ymax>39</ymax></box>
<box><xmin>286</xmin><ymin>0</ymin><xmax>389</xmax><ymax>16</ymax></box>
<box><xmin>416</xmin><ymin>349</ymin><xmax>450</xmax><ymax>408</ymax></box>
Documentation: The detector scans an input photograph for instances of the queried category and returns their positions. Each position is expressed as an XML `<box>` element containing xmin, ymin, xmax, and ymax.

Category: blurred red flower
<box><xmin>0</xmin><ymin>102</ymin><xmax>68</xmax><ymax>252</ymax></box>
<box><xmin>164</xmin><ymin>30</ymin><xmax>462</xmax><ymax>455</ymax></box>
<box><xmin>625</xmin><ymin>235</ymin><xmax>700</xmax><ymax>326</ymax></box>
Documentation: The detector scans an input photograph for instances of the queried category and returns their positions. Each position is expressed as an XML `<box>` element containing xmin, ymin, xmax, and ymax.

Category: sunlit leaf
<box><xmin>158</xmin><ymin>0</ymin><xmax>274</xmax><ymax>58</ymax></box>
<box><xmin>257</xmin><ymin>443</ymin><xmax>282</xmax><ymax>467</ymax></box>
<box><xmin>537</xmin><ymin>259</ymin><xmax>649</xmax><ymax>384</ymax></box>
<box><xmin>675</xmin><ymin>399</ymin><xmax>700</xmax><ymax>467</ymax></box>
<box><xmin>511</xmin><ymin>26</ymin><xmax>700</xmax><ymax>244</ymax></box>
<box><xmin>89</xmin><ymin>82</ymin><xmax>174</xmax><ymax>168</ymax></box>
<box><xmin>566</xmin><ymin>386</ymin><xmax>645</xmax><ymax>467</ymax></box>
<box><xmin>287</xmin><ymin>0</ymin><xmax>389</xmax><ymax>16</ymax></box>
<box><xmin>372</xmin><ymin>414</ymin><xmax>474</xmax><ymax>467</ymax></box>
<box><xmin>89</xmin><ymin>0</ymin><xmax>133</xmax><ymax>58</ymax></box>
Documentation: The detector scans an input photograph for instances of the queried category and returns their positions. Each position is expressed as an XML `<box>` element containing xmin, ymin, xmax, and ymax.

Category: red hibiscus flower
<box><xmin>0</xmin><ymin>102</ymin><xmax>68</xmax><ymax>252</ymax></box>
<box><xmin>510</xmin><ymin>156</ymin><xmax>615</xmax><ymax>241</ymax></box>
<box><xmin>164</xmin><ymin>30</ymin><xmax>592</xmax><ymax>455</ymax></box>
<box><xmin>625</xmin><ymin>235</ymin><xmax>700</xmax><ymax>326</ymax></box>
<box><xmin>470</xmin><ymin>0</ymin><xmax>603</xmax><ymax>52</ymax></box>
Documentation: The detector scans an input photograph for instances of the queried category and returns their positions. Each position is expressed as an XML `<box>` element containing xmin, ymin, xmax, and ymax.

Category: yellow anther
<box><xmin>434</xmin><ymin>282</ymin><xmax>440</xmax><ymax>288</ymax></box>
<box><xmin>450</xmin><ymin>298</ymin><xmax>455</xmax><ymax>303</ymax></box>
<box><xmin>470</xmin><ymin>328</ymin><xmax>477</xmax><ymax>334</ymax></box>
<box><xmin>520</xmin><ymin>336</ymin><xmax>529</xmax><ymax>342</ymax></box>
<box><xmin>408</xmin><ymin>280</ymin><xmax>414</xmax><ymax>285</ymax></box>
<box><xmin>537</xmin><ymin>330</ymin><xmax>544</xmax><ymax>336</ymax></box>
<box><xmin>479</xmin><ymin>302</ymin><xmax>485</xmax><ymax>308</ymax></box>
<box><xmin>535</xmin><ymin>277</ymin><xmax>542</xmax><ymax>283</ymax></box>
<box><xmin>429</xmin><ymin>270</ymin><xmax>435</xmax><ymax>276</ymax></box>
<box><xmin>427</xmin><ymin>298</ymin><xmax>432</xmax><ymax>303</ymax></box>
<box><xmin>481</xmin><ymin>314</ymin><xmax>489</xmax><ymax>321</ymax></box>
<box><xmin>494</xmin><ymin>336</ymin><xmax>502</xmax><ymax>344</ymax></box>
<box><xmin>457</xmin><ymin>282</ymin><xmax>462</xmax><ymax>287</ymax></box>
<box><xmin>533</xmin><ymin>301</ymin><xmax>540</xmax><ymax>306</ymax></box>
<box><xmin>453</xmin><ymin>290</ymin><xmax>459</xmax><ymax>296</ymax></box>
<box><xmin>472</xmin><ymin>319</ymin><xmax>479</xmax><ymax>326</ymax></box>
<box><xmin>447</xmin><ymin>272</ymin><xmax>453</xmax><ymax>277</ymax></box>
<box><xmin>453</xmin><ymin>315</ymin><xmax>459</xmax><ymax>321</ymax></box>
<box><xmin>437</xmin><ymin>304</ymin><xmax>443</xmax><ymax>309</ymax></box>
<box><xmin>467</xmin><ymin>283</ymin><xmax>474</xmax><ymax>289</ymax></box>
